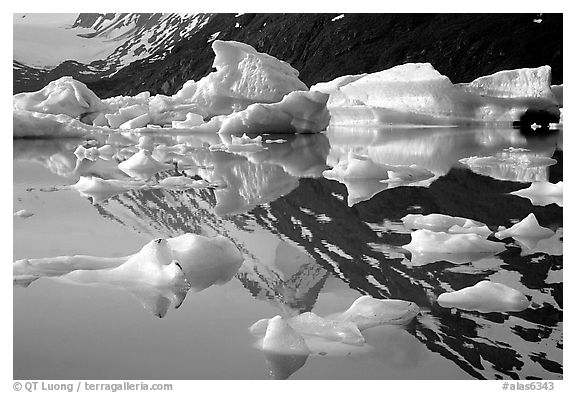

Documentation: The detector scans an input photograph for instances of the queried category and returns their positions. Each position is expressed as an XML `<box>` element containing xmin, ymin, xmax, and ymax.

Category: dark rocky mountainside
<box><xmin>14</xmin><ymin>13</ymin><xmax>562</xmax><ymax>98</ymax></box>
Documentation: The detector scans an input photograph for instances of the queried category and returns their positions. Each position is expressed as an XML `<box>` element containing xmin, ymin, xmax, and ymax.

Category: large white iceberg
<box><xmin>318</xmin><ymin>63</ymin><xmax>560</xmax><ymax>126</ymax></box>
<box><xmin>437</xmin><ymin>280</ymin><xmax>530</xmax><ymax>313</ymax></box>
<box><xmin>13</xmin><ymin>234</ymin><xmax>244</xmax><ymax>316</ymax></box>
<box><xmin>183</xmin><ymin>40</ymin><xmax>309</xmax><ymax>117</ymax></box>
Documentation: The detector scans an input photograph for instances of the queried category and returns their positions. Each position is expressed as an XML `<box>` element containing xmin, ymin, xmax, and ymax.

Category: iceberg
<box><xmin>323</xmin><ymin>152</ymin><xmax>435</xmax><ymax>206</ymax></box>
<box><xmin>117</xmin><ymin>150</ymin><xmax>173</xmax><ymax>179</ymax></box>
<box><xmin>13</xmin><ymin>76</ymin><xmax>106</xmax><ymax>118</ymax></box>
<box><xmin>403</xmin><ymin>229</ymin><xmax>506</xmax><ymax>264</ymax></box>
<box><xmin>495</xmin><ymin>213</ymin><xmax>555</xmax><ymax>249</ymax></box>
<box><xmin>249</xmin><ymin>312</ymin><xmax>365</xmax><ymax>345</ymax></box>
<box><xmin>331</xmin><ymin>296</ymin><xmax>420</xmax><ymax>329</ymax></box>
<box><xmin>322</xmin><ymin>63</ymin><xmax>559</xmax><ymax>126</ymax></box>
<box><xmin>70</xmin><ymin>176</ymin><xmax>146</xmax><ymax>204</ymax></box>
<box><xmin>437</xmin><ymin>280</ymin><xmax>530</xmax><ymax>313</ymax></box>
<box><xmin>510</xmin><ymin>181</ymin><xmax>563</xmax><ymax>207</ymax></box>
<box><xmin>13</xmin><ymin>234</ymin><xmax>244</xmax><ymax>316</ymax></box>
<box><xmin>459</xmin><ymin>148</ymin><xmax>557</xmax><ymax>183</ymax></box>
<box><xmin>402</xmin><ymin>213</ymin><xmax>492</xmax><ymax>238</ymax></box>
<box><xmin>186</xmin><ymin>40</ymin><xmax>309</xmax><ymax>117</ymax></box>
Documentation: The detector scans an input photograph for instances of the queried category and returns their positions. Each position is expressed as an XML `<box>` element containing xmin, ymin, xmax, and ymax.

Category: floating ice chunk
<box><xmin>323</xmin><ymin>153</ymin><xmax>392</xmax><ymax>180</ymax></box>
<box><xmin>404</xmin><ymin>229</ymin><xmax>506</xmax><ymax>261</ymax></box>
<box><xmin>13</xmin><ymin>76</ymin><xmax>105</xmax><ymax>118</ymax></box>
<box><xmin>262</xmin><ymin>316</ymin><xmax>310</xmax><ymax>355</ymax></box>
<box><xmin>495</xmin><ymin>213</ymin><xmax>554</xmax><ymax>249</ymax></box>
<box><xmin>332</xmin><ymin>296</ymin><xmax>420</xmax><ymax>329</ymax></box>
<box><xmin>380</xmin><ymin>164</ymin><xmax>434</xmax><ymax>186</ymax></box>
<box><xmin>249</xmin><ymin>312</ymin><xmax>364</xmax><ymax>345</ymax></box>
<box><xmin>217</xmin><ymin>133</ymin><xmax>267</xmax><ymax>152</ymax></box>
<box><xmin>183</xmin><ymin>40</ymin><xmax>309</xmax><ymax>117</ymax></box>
<box><xmin>14</xmin><ymin>110</ymin><xmax>99</xmax><ymax>138</ymax></box>
<box><xmin>97</xmin><ymin>145</ymin><xmax>116</xmax><ymax>160</ymax></box>
<box><xmin>70</xmin><ymin>176</ymin><xmax>146</xmax><ymax>204</ymax></box>
<box><xmin>165</xmin><ymin>234</ymin><xmax>244</xmax><ymax>291</ymax></box>
<box><xmin>14</xmin><ymin>209</ymin><xmax>34</xmax><ymax>218</ymax></box>
<box><xmin>437</xmin><ymin>280</ymin><xmax>530</xmax><ymax>313</ymax></box>
<box><xmin>402</xmin><ymin>213</ymin><xmax>492</xmax><ymax>237</ymax></box>
<box><xmin>155</xmin><ymin>176</ymin><xmax>210</xmax><ymax>191</ymax></box>
<box><xmin>14</xmin><ymin>234</ymin><xmax>243</xmax><ymax>316</ymax></box>
<box><xmin>215</xmin><ymin>90</ymin><xmax>330</xmax><ymax>134</ymax></box>
<box><xmin>117</xmin><ymin>150</ymin><xmax>172</xmax><ymax>179</ymax></box>
<box><xmin>171</xmin><ymin>112</ymin><xmax>205</xmax><ymax>129</ymax></box>
<box><xmin>325</xmin><ymin>64</ymin><xmax>559</xmax><ymax>126</ymax></box>
<box><xmin>459</xmin><ymin>149</ymin><xmax>557</xmax><ymax>183</ymax></box>
<box><xmin>331</xmin><ymin>14</ymin><xmax>345</xmax><ymax>22</ymax></box>
<box><xmin>510</xmin><ymin>181</ymin><xmax>563</xmax><ymax>207</ymax></box>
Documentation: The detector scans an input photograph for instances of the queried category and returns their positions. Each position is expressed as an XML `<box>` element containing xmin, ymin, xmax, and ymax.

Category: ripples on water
<box><xmin>13</xmin><ymin>126</ymin><xmax>562</xmax><ymax>380</ymax></box>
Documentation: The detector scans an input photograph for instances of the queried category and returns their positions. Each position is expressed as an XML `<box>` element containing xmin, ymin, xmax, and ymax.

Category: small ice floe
<box><xmin>495</xmin><ymin>213</ymin><xmax>554</xmax><ymax>249</ymax></box>
<box><xmin>331</xmin><ymin>296</ymin><xmax>420</xmax><ymax>329</ymax></box>
<box><xmin>380</xmin><ymin>165</ymin><xmax>434</xmax><ymax>187</ymax></box>
<box><xmin>265</xmin><ymin>139</ymin><xmax>287</xmax><ymax>144</ymax></box>
<box><xmin>459</xmin><ymin>151</ymin><xmax>557</xmax><ymax>183</ymax></box>
<box><xmin>14</xmin><ymin>234</ymin><xmax>244</xmax><ymax>317</ymax></box>
<box><xmin>437</xmin><ymin>280</ymin><xmax>530</xmax><ymax>313</ymax></box>
<box><xmin>331</xmin><ymin>14</ymin><xmax>345</xmax><ymax>22</ymax></box>
<box><xmin>155</xmin><ymin>176</ymin><xmax>211</xmax><ymax>191</ymax></box>
<box><xmin>13</xmin><ymin>209</ymin><xmax>34</xmax><ymax>218</ymax></box>
<box><xmin>323</xmin><ymin>153</ymin><xmax>392</xmax><ymax>180</ymax></box>
<box><xmin>402</xmin><ymin>213</ymin><xmax>492</xmax><ymax>237</ymax></box>
<box><xmin>70</xmin><ymin>176</ymin><xmax>146</xmax><ymax>204</ymax></box>
<box><xmin>117</xmin><ymin>150</ymin><xmax>172</xmax><ymax>179</ymax></box>
<box><xmin>510</xmin><ymin>181</ymin><xmax>563</xmax><ymax>207</ymax></box>
<box><xmin>403</xmin><ymin>229</ymin><xmax>506</xmax><ymax>265</ymax></box>
<box><xmin>249</xmin><ymin>312</ymin><xmax>365</xmax><ymax>345</ymax></box>
<box><xmin>225</xmin><ymin>133</ymin><xmax>266</xmax><ymax>153</ymax></box>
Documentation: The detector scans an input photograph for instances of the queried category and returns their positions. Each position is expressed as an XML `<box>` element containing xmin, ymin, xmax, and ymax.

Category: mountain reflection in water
<box><xmin>13</xmin><ymin>127</ymin><xmax>562</xmax><ymax>380</ymax></box>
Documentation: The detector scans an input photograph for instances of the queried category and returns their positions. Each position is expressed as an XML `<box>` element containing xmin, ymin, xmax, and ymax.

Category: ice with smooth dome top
<box><xmin>437</xmin><ymin>280</ymin><xmax>530</xmax><ymax>313</ymax></box>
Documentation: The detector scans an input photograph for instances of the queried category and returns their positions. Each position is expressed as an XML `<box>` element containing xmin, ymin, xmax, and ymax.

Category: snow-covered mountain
<box><xmin>13</xmin><ymin>13</ymin><xmax>211</xmax><ymax>92</ymax></box>
<box><xmin>13</xmin><ymin>13</ymin><xmax>563</xmax><ymax>99</ymax></box>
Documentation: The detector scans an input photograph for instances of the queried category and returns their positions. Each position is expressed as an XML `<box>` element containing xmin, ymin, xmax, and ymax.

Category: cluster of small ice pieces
<box><xmin>396</xmin><ymin>211</ymin><xmax>557</xmax><ymax>314</ymax></box>
<box><xmin>13</xmin><ymin>40</ymin><xmax>562</xmax><ymax>138</ymax></box>
<box><xmin>13</xmin><ymin>233</ymin><xmax>244</xmax><ymax>318</ymax></box>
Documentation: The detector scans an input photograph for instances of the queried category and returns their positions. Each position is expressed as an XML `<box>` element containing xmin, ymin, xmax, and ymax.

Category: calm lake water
<box><xmin>13</xmin><ymin>126</ymin><xmax>563</xmax><ymax>380</ymax></box>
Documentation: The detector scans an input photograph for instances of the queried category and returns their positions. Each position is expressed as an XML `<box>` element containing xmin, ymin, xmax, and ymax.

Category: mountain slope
<box><xmin>86</xmin><ymin>13</ymin><xmax>563</xmax><ymax>98</ymax></box>
<box><xmin>14</xmin><ymin>14</ymin><xmax>562</xmax><ymax>97</ymax></box>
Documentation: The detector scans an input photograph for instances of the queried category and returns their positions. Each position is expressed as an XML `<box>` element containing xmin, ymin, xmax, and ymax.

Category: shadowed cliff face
<box><xmin>13</xmin><ymin>127</ymin><xmax>558</xmax><ymax>379</ymax></box>
<box><xmin>14</xmin><ymin>13</ymin><xmax>562</xmax><ymax>96</ymax></box>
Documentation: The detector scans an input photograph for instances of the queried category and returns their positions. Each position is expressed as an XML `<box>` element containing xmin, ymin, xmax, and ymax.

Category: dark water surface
<box><xmin>13</xmin><ymin>127</ymin><xmax>563</xmax><ymax>380</ymax></box>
